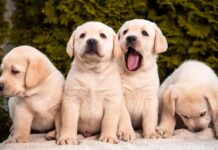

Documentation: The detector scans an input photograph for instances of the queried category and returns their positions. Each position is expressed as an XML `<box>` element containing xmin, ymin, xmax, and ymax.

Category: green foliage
<box><xmin>0</xmin><ymin>0</ymin><xmax>218</xmax><ymax>142</ymax></box>
<box><xmin>9</xmin><ymin>0</ymin><xmax>218</xmax><ymax>79</ymax></box>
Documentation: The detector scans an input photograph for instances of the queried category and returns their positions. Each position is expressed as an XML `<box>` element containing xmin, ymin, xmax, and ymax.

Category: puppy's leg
<box><xmin>156</xmin><ymin>112</ymin><xmax>176</xmax><ymax>138</ymax></box>
<box><xmin>6</xmin><ymin>106</ymin><xmax>33</xmax><ymax>143</ymax></box>
<box><xmin>142</xmin><ymin>94</ymin><xmax>159</xmax><ymax>138</ymax></box>
<box><xmin>46</xmin><ymin>110</ymin><xmax>61</xmax><ymax>140</ymax></box>
<box><xmin>117</xmin><ymin>102</ymin><xmax>135</xmax><ymax>141</ymax></box>
<box><xmin>57</xmin><ymin>97</ymin><xmax>80</xmax><ymax>145</ymax></box>
<box><xmin>100</xmin><ymin>97</ymin><xmax>120</xmax><ymax>144</ymax></box>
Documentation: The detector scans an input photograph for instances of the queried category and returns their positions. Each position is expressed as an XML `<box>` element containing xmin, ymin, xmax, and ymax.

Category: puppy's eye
<box><xmin>142</xmin><ymin>30</ymin><xmax>149</xmax><ymax>36</ymax></box>
<box><xmin>123</xmin><ymin>29</ymin><xmax>128</xmax><ymax>35</ymax></box>
<box><xmin>100</xmin><ymin>33</ymin><xmax>106</xmax><ymax>39</ymax></box>
<box><xmin>200</xmin><ymin>111</ymin><xmax>206</xmax><ymax>117</ymax></box>
<box><xmin>182</xmin><ymin>115</ymin><xmax>189</xmax><ymax>119</ymax></box>
<box><xmin>80</xmin><ymin>33</ymin><xmax>86</xmax><ymax>38</ymax></box>
<box><xmin>11</xmin><ymin>69</ymin><xmax>20</xmax><ymax>74</ymax></box>
<box><xmin>0</xmin><ymin>69</ymin><xmax>2</xmax><ymax>76</ymax></box>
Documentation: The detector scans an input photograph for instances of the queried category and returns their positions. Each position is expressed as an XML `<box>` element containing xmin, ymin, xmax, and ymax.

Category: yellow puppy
<box><xmin>117</xmin><ymin>19</ymin><xmax>168</xmax><ymax>138</ymax></box>
<box><xmin>157</xmin><ymin>60</ymin><xmax>218</xmax><ymax>138</ymax></box>
<box><xmin>0</xmin><ymin>46</ymin><xmax>64</xmax><ymax>143</ymax></box>
<box><xmin>57</xmin><ymin>21</ymin><xmax>134</xmax><ymax>145</ymax></box>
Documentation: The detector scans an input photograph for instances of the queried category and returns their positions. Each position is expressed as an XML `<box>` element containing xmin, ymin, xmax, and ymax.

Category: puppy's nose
<box><xmin>0</xmin><ymin>83</ymin><xmax>4</xmax><ymax>91</ymax></box>
<box><xmin>87</xmin><ymin>39</ymin><xmax>97</xmax><ymax>45</ymax></box>
<box><xmin>193</xmin><ymin>127</ymin><xmax>203</xmax><ymax>132</ymax></box>
<box><xmin>126</xmin><ymin>36</ymin><xmax>137</xmax><ymax>43</ymax></box>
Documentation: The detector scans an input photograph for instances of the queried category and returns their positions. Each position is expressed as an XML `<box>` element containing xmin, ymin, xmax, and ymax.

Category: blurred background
<box><xmin>0</xmin><ymin>0</ymin><xmax>217</xmax><ymax>142</ymax></box>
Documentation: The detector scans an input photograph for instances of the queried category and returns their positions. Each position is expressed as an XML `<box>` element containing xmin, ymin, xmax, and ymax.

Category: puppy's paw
<box><xmin>156</xmin><ymin>127</ymin><xmax>173</xmax><ymax>138</ymax></box>
<box><xmin>117</xmin><ymin>128</ymin><xmax>135</xmax><ymax>141</ymax></box>
<box><xmin>57</xmin><ymin>136</ymin><xmax>79</xmax><ymax>145</ymax></box>
<box><xmin>99</xmin><ymin>135</ymin><xmax>118</xmax><ymax>144</ymax></box>
<box><xmin>46</xmin><ymin>130</ymin><xmax>56</xmax><ymax>140</ymax></box>
<box><xmin>143</xmin><ymin>131</ymin><xmax>160</xmax><ymax>139</ymax></box>
<box><xmin>6</xmin><ymin>135</ymin><xmax>29</xmax><ymax>144</ymax></box>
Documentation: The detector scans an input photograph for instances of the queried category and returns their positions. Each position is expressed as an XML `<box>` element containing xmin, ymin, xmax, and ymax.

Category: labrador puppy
<box><xmin>117</xmin><ymin>19</ymin><xmax>168</xmax><ymax>138</ymax></box>
<box><xmin>157</xmin><ymin>60</ymin><xmax>218</xmax><ymax>138</ymax></box>
<box><xmin>0</xmin><ymin>46</ymin><xmax>64</xmax><ymax>143</ymax></box>
<box><xmin>57</xmin><ymin>21</ymin><xmax>134</xmax><ymax>145</ymax></box>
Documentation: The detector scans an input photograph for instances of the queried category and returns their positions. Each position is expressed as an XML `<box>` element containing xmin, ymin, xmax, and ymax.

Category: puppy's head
<box><xmin>0</xmin><ymin>46</ymin><xmax>51</xmax><ymax>98</ymax></box>
<box><xmin>117</xmin><ymin>19</ymin><xmax>167</xmax><ymax>71</ymax></box>
<box><xmin>163</xmin><ymin>84</ymin><xmax>212</xmax><ymax>132</ymax></box>
<box><xmin>66</xmin><ymin>21</ymin><xmax>121</xmax><ymax>63</ymax></box>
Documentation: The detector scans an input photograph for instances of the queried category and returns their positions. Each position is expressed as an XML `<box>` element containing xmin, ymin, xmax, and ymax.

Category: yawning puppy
<box><xmin>157</xmin><ymin>60</ymin><xmax>218</xmax><ymax>138</ymax></box>
<box><xmin>57</xmin><ymin>21</ymin><xmax>134</xmax><ymax>145</ymax></box>
<box><xmin>117</xmin><ymin>19</ymin><xmax>168</xmax><ymax>138</ymax></box>
<box><xmin>0</xmin><ymin>46</ymin><xmax>64</xmax><ymax>143</ymax></box>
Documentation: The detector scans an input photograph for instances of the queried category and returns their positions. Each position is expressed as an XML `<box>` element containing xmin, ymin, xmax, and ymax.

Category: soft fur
<box><xmin>57</xmin><ymin>21</ymin><xmax>134</xmax><ymax>145</ymax></box>
<box><xmin>0</xmin><ymin>46</ymin><xmax>64</xmax><ymax>143</ymax></box>
<box><xmin>157</xmin><ymin>60</ymin><xmax>218</xmax><ymax>138</ymax></box>
<box><xmin>117</xmin><ymin>19</ymin><xmax>168</xmax><ymax>138</ymax></box>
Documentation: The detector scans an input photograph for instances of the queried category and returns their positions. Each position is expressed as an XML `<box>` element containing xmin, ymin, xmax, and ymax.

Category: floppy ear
<box><xmin>204</xmin><ymin>85</ymin><xmax>218</xmax><ymax>136</ymax></box>
<box><xmin>161</xmin><ymin>85</ymin><xmax>178</xmax><ymax>117</ymax></box>
<box><xmin>153</xmin><ymin>24</ymin><xmax>168</xmax><ymax>54</ymax></box>
<box><xmin>66</xmin><ymin>31</ymin><xmax>75</xmax><ymax>58</ymax></box>
<box><xmin>112</xmin><ymin>34</ymin><xmax>122</xmax><ymax>58</ymax></box>
<box><xmin>25</xmin><ymin>57</ymin><xmax>51</xmax><ymax>88</ymax></box>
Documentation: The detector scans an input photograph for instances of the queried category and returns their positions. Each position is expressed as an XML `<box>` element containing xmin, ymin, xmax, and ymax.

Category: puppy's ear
<box><xmin>153</xmin><ymin>24</ymin><xmax>168</xmax><ymax>54</ymax></box>
<box><xmin>66</xmin><ymin>31</ymin><xmax>75</xmax><ymax>58</ymax></box>
<box><xmin>204</xmin><ymin>85</ymin><xmax>218</xmax><ymax>126</ymax></box>
<box><xmin>25</xmin><ymin>57</ymin><xmax>51</xmax><ymax>88</ymax></box>
<box><xmin>162</xmin><ymin>85</ymin><xmax>178</xmax><ymax>117</ymax></box>
<box><xmin>113</xmin><ymin>34</ymin><xmax>122</xmax><ymax>58</ymax></box>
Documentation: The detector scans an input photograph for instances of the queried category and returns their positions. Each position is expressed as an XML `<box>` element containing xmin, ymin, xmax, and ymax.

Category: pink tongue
<box><xmin>127</xmin><ymin>52</ymin><xmax>139</xmax><ymax>71</ymax></box>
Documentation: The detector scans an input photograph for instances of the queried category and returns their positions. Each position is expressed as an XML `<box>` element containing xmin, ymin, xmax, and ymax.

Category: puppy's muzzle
<box><xmin>126</xmin><ymin>35</ymin><xmax>137</xmax><ymax>44</ymax></box>
<box><xmin>192</xmin><ymin>127</ymin><xmax>204</xmax><ymax>132</ymax></box>
<box><xmin>85</xmin><ymin>38</ymin><xmax>99</xmax><ymax>56</ymax></box>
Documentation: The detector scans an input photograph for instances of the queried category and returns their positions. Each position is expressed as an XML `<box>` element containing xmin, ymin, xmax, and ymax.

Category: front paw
<box><xmin>117</xmin><ymin>128</ymin><xmax>135</xmax><ymax>141</ymax></box>
<box><xmin>6</xmin><ymin>135</ymin><xmax>29</xmax><ymax>143</ymax></box>
<box><xmin>143</xmin><ymin>131</ymin><xmax>160</xmax><ymax>139</ymax></box>
<box><xmin>57</xmin><ymin>136</ymin><xmax>79</xmax><ymax>145</ymax></box>
<box><xmin>156</xmin><ymin>126</ymin><xmax>173</xmax><ymax>138</ymax></box>
<box><xmin>46</xmin><ymin>130</ymin><xmax>56</xmax><ymax>140</ymax></box>
<box><xmin>99</xmin><ymin>135</ymin><xmax>118</xmax><ymax>144</ymax></box>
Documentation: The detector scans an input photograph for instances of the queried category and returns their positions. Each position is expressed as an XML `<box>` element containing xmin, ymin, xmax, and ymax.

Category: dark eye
<box><xmin>100</xmin><ymin>33</ymin><xmax>106</xmax><ymax>39</ymax></box>
<box><xmin>80</xmin><ymin>33</ymin><xmax>86</xmax><ymax>38</ymax></box>
<box><xmin>11</xmin><ymin>69</ymin><xmax>20</xmax><ymax>74</ymax></box>
<box><xmin>182</xmin><ymin>115</ymin><xmax>189</xmax><ymax>119</ymax></box>
<box><xmin>142</xmin><ymin>30</ymin><xmax>149</xmax><ymax>36</ymax></box>
<box><xmin>200</xmin><ymin>111</ymin><xmax>206</xmax><ymax>117</ymax></box>
<box><xmin>123</xmin><ymin>29</ymin><xmax>128</xmax><ymax>35</ymax></box>
<box><xmin>0</xmin><ymin>69</ymin><xmax>2</xmax><ymax>76</ymax></box>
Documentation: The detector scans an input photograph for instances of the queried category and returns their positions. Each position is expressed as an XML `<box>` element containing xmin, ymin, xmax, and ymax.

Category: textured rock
<box><xmin>1</xmin><ymin>128</ymin><xmax>217</xmax><ymax>150</ymax></box>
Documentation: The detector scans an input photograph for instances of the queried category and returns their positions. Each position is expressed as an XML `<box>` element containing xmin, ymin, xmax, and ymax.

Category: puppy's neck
<box><xmin>72</xmin><ymin>59</ymin><xmax>116</xmax><ymax>73</ymax></box>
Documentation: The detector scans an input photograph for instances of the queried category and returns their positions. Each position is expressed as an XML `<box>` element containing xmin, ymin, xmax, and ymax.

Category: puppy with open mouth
<box><xmin>57</xmin><ymin>21</ymin><xmax>134</xmax><ymax>145</ymax></box>
<box><xmin>117</xmin><ymin>19</ymin><xmax>168</xmax><ymax>138</ymax></box>
<box><xmin>0</xmin><ymin>46</ymin><xmax>64</xmax><ymax>143</ymax></box>
<box><xmin>157</xmin><ymin>60</ymin><xmax>218</xmax><ymax>138</ymax></box>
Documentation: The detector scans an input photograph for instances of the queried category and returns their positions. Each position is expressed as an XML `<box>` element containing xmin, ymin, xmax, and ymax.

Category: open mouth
<box><xmin>125</xmin><ymin>47</ymin><xmax>143</xmax><ymax>71</ymax></box>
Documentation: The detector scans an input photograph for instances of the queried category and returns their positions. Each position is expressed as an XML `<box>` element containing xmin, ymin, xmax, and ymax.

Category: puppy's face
<box><xmin>174</xmin><ymin>86</ymin><xmax>211</xmax><ymax>132</ymax></box>
<box><xmin>0</xmin><ymin>46</ymin><xmax>51</xmax><ymax>98</ymax></box>
<box><xmin>67</xmin><ymin>22</ymin><xmax>121</xmax><ymax>63</ymax></box>
<box><xmin>0</xmin><ymin>52</ymin><xmax>27</xmax><ymax>97</ymax></box>
<box><xmin>117</xmin><ymin>19</ymin><xmax>167</xmax><ymax>71</ymax></box>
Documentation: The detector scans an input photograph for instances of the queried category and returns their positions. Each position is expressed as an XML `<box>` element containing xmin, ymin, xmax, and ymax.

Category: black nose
<box><xmin>0</xmin><ymin>83</ymin><xmax>4</xmax><ymax>91</ymax></box>
<box><xmin>126</xmin><ymin>36</ymin><xmax>137</xmax><ymax>43</ymax></box>
<box><xmin>193</xmin><ymin>128</ymin><xmax>203</xmax><ymax>132</ymax></box>
<box><xmin>87</xmin><ymin>39</ymin><xmax>97</xmax><ymax>45</ymax></box>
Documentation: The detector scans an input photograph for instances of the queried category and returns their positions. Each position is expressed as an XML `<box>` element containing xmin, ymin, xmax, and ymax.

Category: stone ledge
<box><xmin>1</xmin><ymin>128</ymin><xmax>217</xmax><ymax>150</ymax></box>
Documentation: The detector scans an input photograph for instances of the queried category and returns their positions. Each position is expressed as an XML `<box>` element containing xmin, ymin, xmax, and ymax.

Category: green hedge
<box><xmin>0</xmin><ymin>0</ymin><xmax>217</xmax><ymax>142</ymax></box>
<box><xmin>10</xmin><ymin>0</ymin><xmax>218</xmax><ymax>79</ymax></box>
